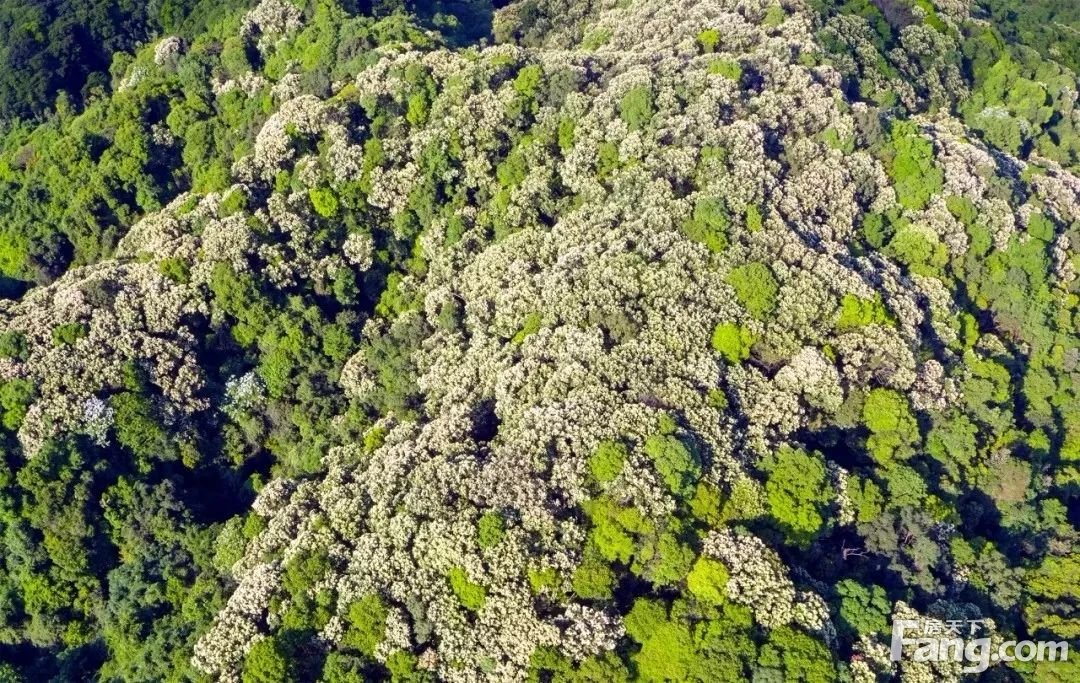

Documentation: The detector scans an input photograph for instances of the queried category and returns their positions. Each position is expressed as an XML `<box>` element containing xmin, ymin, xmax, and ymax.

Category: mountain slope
<box><xmin>0</xmin><ymin>0</ymin><xmax>1077</xmax><ymax>680</ymax></box>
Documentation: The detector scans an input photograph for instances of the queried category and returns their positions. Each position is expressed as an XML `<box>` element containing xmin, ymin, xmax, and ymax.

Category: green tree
<box><xmin>625</xmin><ymin>600</ymin><xmax>696</xmax><ymax>682</ymax></box>
<box><xmin>682</xmin><ymin>197</ymin><xmax>728</xmax><ymax>252</ymax></box>
<box><xmin>448</xmin><ymin>567</ymin><xmax>487</xmax><ymax>611</ymax></box>
<box><xmin>644</xmin><ymin>434</ymin><xmax>701</xmax><ymax>497</ymax></box>
<box><xmin>758</xmin><ymin>625</ymin><xmax>835</xmax><ymax>683</ymax></box>
<box><xmin>762</xmin><ymin>446</ymin><xmax>831</xmax><ymax>546</ymax></box>
<box><xmin>588</xmin><ymin>441</ymin><xmax>627</xmax><ymax>483</ymax></box>
<box><xmin>836</xmin><ymin>293</ymin><xmax>891</xmax><ymax>330</ymax></box>
<box><xmin>862</xmin><ymin>388</ymin><xmax>920</xmax><ymax>464</ymax></box>
<box><xmin>619</xmin><ymin>86</ymin><xmax>655</xmax><ymax>130</ymax></box>
<box><xmin>343</xmin><ymin>594</ymin><xmax>388</xmax><ymax>656</ymax></box>
<box><xmin>243</xmin><ymin>636</ymin><xmax>294</xmax><ymax>683</ymax></box>
<box><xmin>726</xmin><ymin>262</ymin><xmax>778</xmax><ymax>319</ymax></box>
<box><xmin>477</xmin><ymin>511</ymin><xmax>505</xmax><ymax>548</ymax></box>
<box><xmin>0</xmin><ymin>378</ymin><xmax>35</xmax><ymax>430</ymax></box>
<box><xmin>571</xmin><ymin>556</ymin><xmax>615</xmax><ymax>599</ymax></box>
<box><xmin>885</xmin><ymin>120</ymin><xmax>944</xmax><ymax>211</ymax></box>
<box><xmin>686</xmin><ymin>556</ymin><xmax>729</xmax><ymax>606</ymax></box>
<box><xmin>836</xmin><ymin>579</ymin><xmax>890</xmax><ymax>637</ymax></box>
<box><xmin>712</xmin><ymin>322</ymin><xmax>754</xmax><ymax>363</ymax></box>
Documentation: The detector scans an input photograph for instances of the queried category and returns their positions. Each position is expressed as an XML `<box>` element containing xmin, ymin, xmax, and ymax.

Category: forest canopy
<box><xmin>0</xmin><ymin>0</ymin><xmax>1075</xmax><ymax>681</ymax></box>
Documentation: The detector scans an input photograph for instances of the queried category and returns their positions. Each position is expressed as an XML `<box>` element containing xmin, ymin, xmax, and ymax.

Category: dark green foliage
<box><xmin>0</xmin><ymin>378</ymin><xmax>34</xmax><ymax>430</ymax></box>
<box><xmin>111</xmin><ymin>391</ymin><xmax>174</xmax><ymax>466</ymax></box>
<box><xmin>356</xmin><ymin>312</ymin><xmax>427</xmax><ymax>417</ymax></box>
<box><xmin>859</xmin><ymin>507</ymin><xmax>943</xmax><ymax>593</ymax></box>
<box><xmin>0</xmin><ymin>331</ymin><xmax>28</xmax><ymax>360</ymax></box>
<box><xmin>757</xmin><ymin>625</ymin><xmax>835</xmax><ymax>682</ymax></box>
<box><xmin>927</xmin><ymin>411</ymin><xmax>978</xmax><ymax>481</ymax></box>
<box><xmin>978</xmin><ymin>0</ymin><xmax>1080</xmax><ymax>73</ymax></box>
<box><xmin>320</xmin><ymin>652</ymin><xmax>368</xmax><ymax>683</ymax></box>
<box><xmin>0</xmin><ymin>0</ymin><xmax>251</xmax><ymax>121</ymax></box>
<box><xmin>0</xmin><ymin>435</ymin><xmax>230</xmax><ymax>680</ymax></box>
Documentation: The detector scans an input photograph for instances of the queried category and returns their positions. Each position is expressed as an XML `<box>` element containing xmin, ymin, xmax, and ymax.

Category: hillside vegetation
<box><xmin>0</xmin><ymin>0</ymin><xmax>1076</xmax><ymax>681</ymax></box>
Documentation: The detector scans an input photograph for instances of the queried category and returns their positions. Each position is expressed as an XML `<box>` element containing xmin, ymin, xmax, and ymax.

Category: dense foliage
<box><xmin>0</xmin><ymin>0</ymin><xmax>1075</xmax><ymax>681</ymax></box>
<box><xmin>0</xmin><ymin>0</ymin><xmax>255</xmax><ymax>121</ymax></box>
